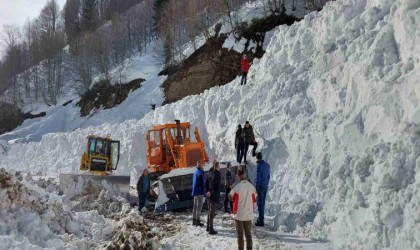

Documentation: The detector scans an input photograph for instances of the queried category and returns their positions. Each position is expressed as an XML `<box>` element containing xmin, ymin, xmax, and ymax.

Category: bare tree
<box><xmin>92</xmin><ymin>31</ymin><xmax>112</xmax><ymax>81</ymax></box>
<box><xmin>1</xmin><ymin>25</ymin><xmax>22</xmax><ymax>103</ymax></box>
<box><xmin>38</xmin><ymin>0</ymin><xmax>65</xmax><ymax>104</ymax></box>
<box><xmin>72</xmin><ymin>33</ymin><xmax>95</xmax><ymax>93</ymax></box>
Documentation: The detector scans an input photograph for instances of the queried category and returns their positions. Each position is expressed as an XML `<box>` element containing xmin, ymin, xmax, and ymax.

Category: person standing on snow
<box><xmin>235</xmin><ymin>125</ymin><xmax>245</xmax><ymax>164</ymax></box>
<box><xmin>192</xmin><ymin>160</ymin><xmax>206</xmax><ymax>227</ymax></box>
<box><xmin>206</xmin><ymin>160</ymin><xmax>221</xmax><ymax>235</ymax></box>
<box><xmin>242</xmin><ymin>121</ymin><xmax>258</xmax><ymax>164</ymax></box>
<box><xmin>136</xmin><ymin>168</ymin><xmax>150</xmax><ymax>212</ymax></box>
<box><xmin>229</xmin><ymin>166</ymin><xmax>257</xmax><ymax>250</ymax></box>
<box><xmin>240</xmin><ymin>54</ymin><xmax>250</xmax><ymax>85</ymax></box>
<box><xmin>255</xmin><ymin>152</ymin><xmax>270</xmax><ymax>227</ymax></box>
<box><xmin>224</xmin><ymin>162</ymin><xmax>234</xmax><ymax>213</ymax></box>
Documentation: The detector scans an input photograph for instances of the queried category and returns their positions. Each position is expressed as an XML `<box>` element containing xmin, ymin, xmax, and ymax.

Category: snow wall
<box><xmin>0</xmin><ymin>0</ymin><xmax>419</xmax><ymax>248</ymax></box>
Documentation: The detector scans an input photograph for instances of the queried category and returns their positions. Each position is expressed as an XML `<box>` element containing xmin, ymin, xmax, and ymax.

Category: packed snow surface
<box><xmin>1</xmin><ymin>0</ymin><xmax>420</xmax><ymax>249</ymax></box>
<box><xmin>0</xmin><ymin>169</ymin><xmax>161</xmax><ymax>250</ymax></box>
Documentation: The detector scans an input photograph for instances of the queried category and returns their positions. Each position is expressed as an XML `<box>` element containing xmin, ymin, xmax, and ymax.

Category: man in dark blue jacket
<box><xmin>137</xmin><ymin>168</ymin><xmax>150</xmax><ymax>212</ymax></box>
<box><xmin>192</xmin><ymin>160</ymin><xmax>206</xmax><ymax>226</ymax></box>
<box><xmin>255</xmin><ymin>152</ymin><xmax>270</xmax><ymax>226</ymax></box>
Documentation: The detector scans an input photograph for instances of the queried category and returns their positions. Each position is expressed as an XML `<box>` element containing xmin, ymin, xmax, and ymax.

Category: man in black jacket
<box><xmin>242</xmin><ymin>121</ymin><xmax>258</xmax><ymax>164</ymax></box>
<box><xmin>206</xmin><ymin>161</ymin><xmax>221</xmax><ymax>235</ymax></box>
<box><xmin>235</xmin><ymin>125</ymin><xmax>245</xmax><ymax>164</ymax></box>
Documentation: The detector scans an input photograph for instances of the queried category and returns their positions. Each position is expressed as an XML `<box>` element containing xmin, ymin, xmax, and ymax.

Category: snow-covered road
<box><xmin>158</xmin><ymin>212</ymin><xmax>331</xmax><ymax>250</ymax></box>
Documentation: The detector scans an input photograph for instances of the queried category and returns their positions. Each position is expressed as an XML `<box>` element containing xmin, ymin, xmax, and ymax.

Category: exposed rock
<box><xmin>162</xmin><ymin>35</ymin><xmax>242</xmax><ymax>104</ymax></box>
<box><xmin>0</xmin><ymin>102</ymin><xmax>24</xmax><ymax>135</ymax></box>
<box><xmin>23</xmin><ymin>111</ymin><xmax>46</xmax><ymax>119</ymax></box>
<box><xmin>162</xmin><ymin>13</ymin><xmax>300</xmax><ymax>104</ymax></box>
<box><xmin>77</xmin><ymin>79</ymin><xmax>144</xmax><ymax>116</ymax></box>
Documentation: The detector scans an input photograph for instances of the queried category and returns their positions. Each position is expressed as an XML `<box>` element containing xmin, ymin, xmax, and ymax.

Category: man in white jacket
<box><xmin>229</xmin><ymin>166</ymin><xmax>257</xmax><ymax>250</ymax></box>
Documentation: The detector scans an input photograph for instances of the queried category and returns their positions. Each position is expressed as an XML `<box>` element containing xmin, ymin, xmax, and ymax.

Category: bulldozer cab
<box><xmin>146</xmin><ymin>120</ymin><xmax>208</xmax><ymax>175</ymax></box>
<box><xmin>82</xmin><ymin>135</ymin><xmax>120</xmax><ymax>174</ymax></box>
<box><xmin>60</xmin><ymin>135</ymin><xmax>128</xmax><ymax>200</ymax></box>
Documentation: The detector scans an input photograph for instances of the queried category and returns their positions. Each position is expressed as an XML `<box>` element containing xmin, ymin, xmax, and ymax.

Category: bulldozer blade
<box><xmin>154</xmin><ymin>163</ymin><xmax>246</xmax><ymax>213</ymax></box>
<box><xmin>59</xmin><ymin>174</ymin><xmax>130</xmax><ymax>200</ymax></box>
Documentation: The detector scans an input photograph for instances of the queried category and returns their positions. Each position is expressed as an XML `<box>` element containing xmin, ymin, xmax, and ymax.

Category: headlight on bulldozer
<box><xmin>92</xmin><ymin>159</ymin><xmax>107</xmax><ymax>164</ymax></box>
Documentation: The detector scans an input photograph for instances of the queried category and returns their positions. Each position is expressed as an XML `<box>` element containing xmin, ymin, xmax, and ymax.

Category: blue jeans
<box><xmin>257</xmin><ymin>186</ymin><xmax>268</xmax><ymax>224</ymax></box>
<box><xmin>138</xmin><ymin>192</ymin><xmax>147</xmax><ymax>210</ymax></box>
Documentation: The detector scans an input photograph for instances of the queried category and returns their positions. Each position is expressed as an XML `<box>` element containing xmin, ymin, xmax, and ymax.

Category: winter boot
<box><xmin>255</xmin><ymin>221</ymin><xmax>264</xmax><ymax>227</ymax></box>
<box><xmin>196</xmin><ymin>219</ymin><xmax>204</xmax><ymax>227</ymax></box>
<box><xmin>209</xmin><ymin>228</ymin><xmax>218</xmax><ymax>235</ymax></box>
<box><xmin>193</xmin><ymin>219</ymin><xmax>197</xmax><ymax>226</ymax></box>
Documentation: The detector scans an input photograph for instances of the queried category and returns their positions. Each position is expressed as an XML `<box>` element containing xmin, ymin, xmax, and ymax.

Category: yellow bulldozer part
<box><xmin>59</xmin><ymin>135</ymin><xmax>130</xmax><ymax>199</ymax></box>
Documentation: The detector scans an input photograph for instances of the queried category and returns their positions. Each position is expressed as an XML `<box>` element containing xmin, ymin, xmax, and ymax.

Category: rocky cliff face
<box><xmin>0</xmin><ymin>103</ymin><xmax>24</xmax><ymax>135</ymax></box>
<box><xmin>162</xmin><ymin>13</ymin><xmax>300</xmax><ymax>104</ymax></box>
<box><xmin>162</xmin><ymin>35</ymin><xmax>242</xmax><ymax>104</ymax></box>
<box><xmin>77</xmin><ymin>78</ymin><xmax>144</xmax><ymax>116</ymax></box>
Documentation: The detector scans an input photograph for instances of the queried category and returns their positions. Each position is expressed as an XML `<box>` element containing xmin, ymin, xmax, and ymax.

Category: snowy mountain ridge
<box><xmin>1</xmin><ymin>0</ymin><xmax>419</xmax><ymax>249</ymax></box>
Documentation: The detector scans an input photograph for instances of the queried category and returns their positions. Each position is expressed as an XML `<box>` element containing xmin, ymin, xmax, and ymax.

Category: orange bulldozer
<box><xmin>146</xmin><ymin>120</ymin><xmax>246</xmax><ymax>212</ymax></box>
<box><xmin>146</xmin><ymin>120</ymin><xmax>211</xmax><ymax>212</ymax></box>
<box><xmin>146</xmin><ymin>120</ymin><xmax>209</xmax><ymax>175</ymax></box>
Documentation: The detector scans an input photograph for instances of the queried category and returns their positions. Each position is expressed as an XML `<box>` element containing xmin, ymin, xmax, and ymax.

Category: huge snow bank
<box><xmin>1</xmin><ymin>0</ymin><xmax>419</xmax><ymax>248</ymax></box>
<box><xmin>0</xmin><ymin>168</ymin><xmax>161</xmax><ymax>249</ymax></box>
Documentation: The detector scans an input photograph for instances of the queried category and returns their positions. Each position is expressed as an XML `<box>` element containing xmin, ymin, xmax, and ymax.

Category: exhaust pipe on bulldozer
<box><xmin>175</xmin><ymin>119</ymin><xmax>183</xmax><ymax>145</ymax></box>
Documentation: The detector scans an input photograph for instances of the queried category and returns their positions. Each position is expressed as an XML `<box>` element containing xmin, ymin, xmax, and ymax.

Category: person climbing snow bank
<box><xmin>240</xmin><ymin>54</ymin><xmax>250</xmax><ymax>85</ymax></box>
<box><xmin>242</xmin><ymin>121</ymin><xmax>258</xmax><ymax>164</ymax></box>
<box><xmin>235</xmin><ymin>125</ymin><xmax>245</xmax><ymax>164</ymax></box>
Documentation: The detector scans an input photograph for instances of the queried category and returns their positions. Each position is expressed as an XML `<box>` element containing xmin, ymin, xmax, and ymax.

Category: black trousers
<box><xmin>240</xmin><ymin>72</ymin><xmax>248</xmax><ymax>85</ymax></box>
<box><xmin>236</xmin><ymin>142</ymin><xmax>245</xmax><ymax>163</ymax></box>
<box><xmin>244</xmin><ymin>141</ymin><xmax>258</xmax><ymax>163</ymax></box>
<box><xmin>224</xmin><ymin>187</ymin><xmax>233</xmax><ymax>212</ymax></box>
<box><xmin>207</xmin><ymin>200</ymin><xmax>217</xmax><ymax>231</ymax></box>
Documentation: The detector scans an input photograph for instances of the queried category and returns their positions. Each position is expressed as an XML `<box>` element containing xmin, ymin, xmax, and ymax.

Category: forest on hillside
<box><xmin>0</xmin><ymin>0</ymin><xmax>328</xmax><ymax>106</ymax></box>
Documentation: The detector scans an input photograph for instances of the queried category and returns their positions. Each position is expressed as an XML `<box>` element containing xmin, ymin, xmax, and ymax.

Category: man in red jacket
<box><xmin>240</xmin><ymin>54</ymin><xmax>250</xmax><ymax>85</ymax></box>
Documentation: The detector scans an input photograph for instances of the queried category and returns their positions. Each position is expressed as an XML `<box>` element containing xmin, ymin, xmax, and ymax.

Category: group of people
<box><xmin>235</xmin><ymin>121</ymin><xmax>258</xmax><ymax>164</ymax></box>
<box><xmin>136</xmin><ymin>118</ymin><xmax>270</xmax><ymax>250</ymax></box>
<box><xmin>192</xmin><ymin>152</ymin><xmax>270</xmax><ymax>250</ymax></box>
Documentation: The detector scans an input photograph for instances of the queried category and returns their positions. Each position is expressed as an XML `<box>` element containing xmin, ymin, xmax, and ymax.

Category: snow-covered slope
<box><xmin>0</xmin><ymin>45</ymin><xmax>165</xmax><ymax>143</ymax></box>
<box><xmin>1</xmin><ymin>0</ymin><xmax>419</xmax><ymax>248</ymax></box>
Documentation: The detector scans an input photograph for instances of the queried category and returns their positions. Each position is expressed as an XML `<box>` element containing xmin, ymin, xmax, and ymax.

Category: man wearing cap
<box><xmin>255</xmin><ymin>152</ymin><xmax>270</xmax><ymax>226</ymax></box>
<box><xmin>242</xmin><ymin>121</ymin><xmax>258</xmax><ymax>164</ymax></box>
